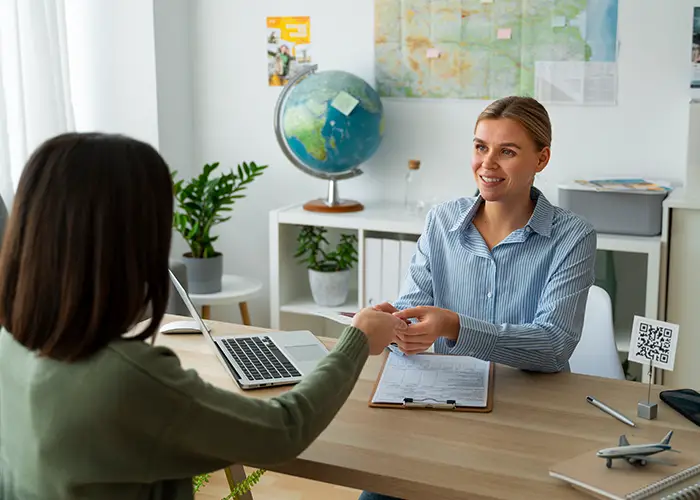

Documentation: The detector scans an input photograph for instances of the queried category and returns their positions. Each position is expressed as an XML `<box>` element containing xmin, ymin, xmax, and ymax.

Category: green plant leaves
<box><xmin>193</xmin><ymin>469</ymin><xmax>266</xmax><ymax>499</ymax></box>
<box><xmin>172</xmin><ymin>161</ymin><xmax>268</xmax><ymax>258</ymax></box>
<box><xmin>295</xmin><ymin>225</ymin><xmax>358</xmax><ymax>272</ymax></box>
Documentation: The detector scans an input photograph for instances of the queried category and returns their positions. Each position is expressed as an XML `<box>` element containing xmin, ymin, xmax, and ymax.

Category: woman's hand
<box><xmin>372</xmin><ymin>301</ymin><xmax>398</xmax><ymax>313</ymax></box>
<box><xmin>373</xmin><ymin>302</ymin><xmax>410</xmax><ymax>325</ymax></box>
<box><xmin>351</xmin><ymin>307</ymin><xmax>408</xmax><ymax>355</ymax></box>
<box><xmin>392</xmin><ymin>306</ymin><xmax>460</xmax><ymax>355</ymax></box>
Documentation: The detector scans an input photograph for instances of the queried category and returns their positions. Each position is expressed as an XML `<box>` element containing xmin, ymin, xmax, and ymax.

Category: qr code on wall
<box><xmin>628</xmin><ymin>316</ymin><xmax>680</xmax><ymax>371</ymax></box>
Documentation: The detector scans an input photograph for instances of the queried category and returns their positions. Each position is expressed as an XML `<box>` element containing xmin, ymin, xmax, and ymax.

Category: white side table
<box><xmin>188</xmin><ymin>274</ymin><xmax>263</xmax><ymax>325</ymax></box>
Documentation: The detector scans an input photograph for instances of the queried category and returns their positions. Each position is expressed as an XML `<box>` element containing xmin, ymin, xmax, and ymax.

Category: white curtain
<box><xmin>0</xmin><ymin>0</ymin><xmax>74</xmax><ymax>209</ymax></box>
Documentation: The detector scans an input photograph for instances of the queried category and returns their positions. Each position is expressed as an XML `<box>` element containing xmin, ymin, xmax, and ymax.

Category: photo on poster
<box><xmin>691</xmin><ymin>7</ymin><xmax>700</xmax><ymax>88</ymax></box>
<box><xmin>266</xmin><ymin>16</ymin><xmax>313</xmax><ymax>87</ymax></box>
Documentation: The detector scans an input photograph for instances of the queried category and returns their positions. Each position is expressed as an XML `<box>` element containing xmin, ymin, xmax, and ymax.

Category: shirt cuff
<box><xmin>439</xmin><ymin>314</ymin><xmax>499</xmax><ymax>359</ymax></box>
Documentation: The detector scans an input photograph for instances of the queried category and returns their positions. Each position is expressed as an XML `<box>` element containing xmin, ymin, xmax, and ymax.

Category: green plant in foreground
<box><xmin>294</xmin><ymin>225</ymin><xmax>358</xmax><ymax>272</ymax></box>
<box><xmin>193</xmin><ymin>469</ymin><xmax>266</xmax><ymax>499</ymax></box>
<box><xmin>192</xmin><ymin>473</ymin><xmax>210</xmax><ymax>493</ymax></box>
<box><xmin>172</xmin><ymin>161</ymin><xmax>267</xmax><ymax>258</ymax></box>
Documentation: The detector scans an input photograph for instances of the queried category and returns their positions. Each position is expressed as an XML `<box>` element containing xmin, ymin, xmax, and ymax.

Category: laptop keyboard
<box><xmin>221</xmin><ymin>336</ymin><xmax>301</xmax><ymax>381</ymax></box>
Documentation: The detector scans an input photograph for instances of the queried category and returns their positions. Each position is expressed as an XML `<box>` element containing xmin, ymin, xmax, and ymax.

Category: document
<box><xmin>534</xmin><ymin>61</ymin><xmax>617</xmax><ymax>106</ymax></box>
<box><xmin>371</xmin><ymin>352</ymin><xmax>490</xmax><ymax>407</ymax></box>
<box><xmin>309</xmin><ymin>311</ymin><xmax>354</xmax><ymax>325</ymax></box>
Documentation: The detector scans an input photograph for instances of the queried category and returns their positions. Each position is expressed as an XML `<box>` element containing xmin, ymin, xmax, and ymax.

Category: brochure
<box><xmin>574</xmin><ymin>178</ymin><xmax>673</xmax><ymax>192</ymax></box>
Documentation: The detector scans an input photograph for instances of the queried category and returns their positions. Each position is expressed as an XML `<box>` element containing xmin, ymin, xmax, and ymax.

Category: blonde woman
<box><xmin>362</xmin><ymin>95</ymin><xmax>597</xmax><ymax>500</ymax></box>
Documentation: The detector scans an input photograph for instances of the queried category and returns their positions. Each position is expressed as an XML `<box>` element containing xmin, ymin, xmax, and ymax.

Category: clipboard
<box><xmin>368</xmin><ymin>350</ymin><xmax>495</xmax><ymax>412</ymax></box>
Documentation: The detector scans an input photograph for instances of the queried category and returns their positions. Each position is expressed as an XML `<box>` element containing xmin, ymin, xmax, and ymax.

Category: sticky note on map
<box><xmin>331</xmin><ymin>91</ymin><xmax>359</xmax><ymax>116</ymax></box>
<box><xmin>427</xmin><ymin>48</ymin><xmax>441</xmax><ymax>59</ymax></box>
<box><xmin>551</xmin><ymin>16</ymin><xmax>566</xmax><ymax>27</ymax></box>
<box><xmin>497</xmin><ymin>28</ymin><xmax>512</xmax><ymax>40</ymax></box>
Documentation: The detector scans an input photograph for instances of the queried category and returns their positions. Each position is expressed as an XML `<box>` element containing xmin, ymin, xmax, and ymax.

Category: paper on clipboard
<box><xmin>371</xmin><ymin>351</ymin><xmax>490</xmax><ymax>407</ymax></box>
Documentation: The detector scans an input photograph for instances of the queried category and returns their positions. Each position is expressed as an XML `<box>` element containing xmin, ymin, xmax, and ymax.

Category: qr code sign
<box><xmin>628</xmin><ymin>316</ymin><xmax>680</xmax><ymax>371</ymax></box>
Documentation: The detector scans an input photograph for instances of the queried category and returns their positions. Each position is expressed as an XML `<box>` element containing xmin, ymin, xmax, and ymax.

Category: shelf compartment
<box><xmin>280</xmin><ymin>293</ymin><xmax>360</xmax><ymax>316</ymax></box>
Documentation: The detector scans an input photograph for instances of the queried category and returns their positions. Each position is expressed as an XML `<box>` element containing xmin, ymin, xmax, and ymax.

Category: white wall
<box><xmin>154</xmin><ymin>0</ymin><xmax>196</xmax><ymax>257</ymax></box>
<box><xmin>154</xmin><ymin>0</ymin><xmax>194</xmax><ymax>178</ymax></box>
<box><xmin>65</xmin><ymin>0</ymin><xmax>160</xmax><ymax>148</ymax></box>
<box><xmin>191</xmin><ymin>0</ymin><xmax>698</xmax><ymax>327</ymax></box>
<box><xmin>65</xmin><ymin>0</ymin><xmax>194</xmax><ymax>257</ymax></box>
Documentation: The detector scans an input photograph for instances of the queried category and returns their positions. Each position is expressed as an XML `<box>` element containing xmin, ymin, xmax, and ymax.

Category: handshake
<box><xmin>350</xmin><ymin>302</ymin><xmax>460</xmax><ymax>356</ymax></box>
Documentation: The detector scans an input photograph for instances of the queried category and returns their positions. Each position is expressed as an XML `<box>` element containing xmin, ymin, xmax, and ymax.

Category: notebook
<box><xmin>549</xmin><ymin>446</ymin><xmax>700</xmax><ymax>499</ymax></box>
<box><xmin>368</xmin><ymin>351</ymin><xmax>494</xmax><ymax>412</ymax></box>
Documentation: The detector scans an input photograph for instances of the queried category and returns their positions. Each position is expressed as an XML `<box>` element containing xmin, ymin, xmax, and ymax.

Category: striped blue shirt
<box><xmin>393</xmin><ymin>187</ymin><xmax>596</xmax><ymax>373</ymax></box>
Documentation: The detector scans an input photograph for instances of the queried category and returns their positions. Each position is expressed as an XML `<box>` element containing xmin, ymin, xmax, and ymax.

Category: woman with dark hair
<box><xmin>0</xmin><ymin>132</ymin><xmax>406</xmax><ymax>500</ymax></box>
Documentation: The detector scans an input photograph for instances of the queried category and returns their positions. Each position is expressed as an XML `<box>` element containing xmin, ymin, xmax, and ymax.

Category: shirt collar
<box><xmin>449</xmin><ymin>186</ymin><xmax>554</xmax><ymax>237</ymax></box>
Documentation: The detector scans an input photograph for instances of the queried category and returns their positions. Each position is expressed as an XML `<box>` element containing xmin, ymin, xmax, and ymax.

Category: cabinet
<box><xmin>268</xmin><ymin>203</ymin><xmax>425</xmax><ymax>337</ymax></box>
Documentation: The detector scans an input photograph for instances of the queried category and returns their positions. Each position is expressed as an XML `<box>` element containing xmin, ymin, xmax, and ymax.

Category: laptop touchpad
<box><xmin>285</xmin><ymin>344</ymin><xmax>327</xmax><ymax>363</ymax></box>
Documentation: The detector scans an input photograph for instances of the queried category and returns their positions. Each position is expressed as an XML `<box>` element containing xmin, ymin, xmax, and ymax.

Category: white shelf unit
<box><xmin>269</xmin><ymin>201</ymin><xmax>664</xmax><ymax>379</ymax></box>
<box><xmin>269</xmin><ymin>202</ymin><xmax>426</xmax><ymax>338</ymax></box>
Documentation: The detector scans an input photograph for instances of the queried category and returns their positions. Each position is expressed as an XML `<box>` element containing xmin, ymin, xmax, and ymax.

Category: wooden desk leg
<box><xmin>224</xmin><ymin>465</ymin><xmax>253</xmax><ymax>500</ymax></box>
<box><xmin>239</xmin><ymin>302</ymin><xmax>251</xmax><ymax>326</ymax></box>
<box><xmin>201</xmin><ymin>305</ymin><xmax>211</xmax><ymax>320</ymax></box>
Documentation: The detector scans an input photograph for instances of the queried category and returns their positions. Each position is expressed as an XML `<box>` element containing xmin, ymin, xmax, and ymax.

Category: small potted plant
<box><xmin>172</xmin><ymin>161</ymin><xmax>267</xmax><ymax>293</ymax></box>
<box><xmin>294</xmin><ymin>225</ymin><xmax>358</xmax><ymax>307</ymax></box>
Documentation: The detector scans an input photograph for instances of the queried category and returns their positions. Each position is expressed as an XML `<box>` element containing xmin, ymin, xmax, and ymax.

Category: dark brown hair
<box><xmin>0</xmin><ymin>132</ymin><xmax>173</xmax><ymax>361</ymax></box>
<box><xmin>476</xmin><ymin>96</ymin><xmax>552</xmax><ymax>151</ymax></box>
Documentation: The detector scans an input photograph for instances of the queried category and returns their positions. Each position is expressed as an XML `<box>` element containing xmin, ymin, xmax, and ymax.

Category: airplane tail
<box><xmin>661</xmin><ymin>430</ymin><xmax>673</xmax><ymax>445</ymax></box>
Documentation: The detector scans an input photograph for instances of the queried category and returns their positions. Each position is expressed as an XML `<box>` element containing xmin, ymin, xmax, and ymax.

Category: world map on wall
<box><xmin>374</xmin><ymin>0</ymin><xmax>619</xmax><ymax>102</ymax></box>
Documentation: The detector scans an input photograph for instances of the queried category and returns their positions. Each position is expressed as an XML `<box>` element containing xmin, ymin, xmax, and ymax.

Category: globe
<box><xmin>273</xmin><ymin>66</ymin><xmax>385</xmax><ymax>212</ymax></box>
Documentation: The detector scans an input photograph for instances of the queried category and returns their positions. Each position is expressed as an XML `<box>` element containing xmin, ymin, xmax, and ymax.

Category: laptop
<box><xmin>168</xmin><ymin>270</ymin><xmax>329</xmax><ymax>390</ymax></box>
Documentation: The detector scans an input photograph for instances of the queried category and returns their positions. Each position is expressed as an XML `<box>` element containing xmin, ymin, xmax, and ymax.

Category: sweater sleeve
<box><xmin>142</xmin><ymin>326</ymin><xmax>369</xmax><ymax>479</ymax></box>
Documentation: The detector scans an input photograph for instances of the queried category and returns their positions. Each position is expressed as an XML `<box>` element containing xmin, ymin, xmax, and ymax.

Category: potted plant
<box><xmin>294</xmin><ymin>225</ymin><xmax>358</xmax><ymax>307</ymax></box>
<box><xmin>172</xmin><ymin>161</ymin><xmax>267</xmax><ymax>293</ymax></box>
<box><xmin>193</xmin><ymin>469</ymin><xmax>265</xmax><ymax>499</ymax></box>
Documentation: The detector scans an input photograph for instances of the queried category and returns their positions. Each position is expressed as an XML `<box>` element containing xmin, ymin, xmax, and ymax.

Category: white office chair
<box><xmin>569</xmin><ymin>285</ymin><xmax>625</xmax><ymax>380</ymax></box>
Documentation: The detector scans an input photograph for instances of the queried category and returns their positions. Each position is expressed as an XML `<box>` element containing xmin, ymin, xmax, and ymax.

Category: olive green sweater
<box><xmin>0</xmin><ymin>326</ymin><xmax>369</xmax><ymax>500</ymax></box>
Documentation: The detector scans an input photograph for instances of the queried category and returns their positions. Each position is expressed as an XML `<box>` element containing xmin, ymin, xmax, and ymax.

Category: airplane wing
<box><xmin>619</xmin><ymin>435</ymin><xmax>630</xmax><ymax>446</ymax></box>
<box><xmin>626</xmin><ymin>455</ymin><xmax>677</xmax><ymax>466</ymax></box>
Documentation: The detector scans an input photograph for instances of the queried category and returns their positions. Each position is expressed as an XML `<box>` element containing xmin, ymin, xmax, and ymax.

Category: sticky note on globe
<box><xmin>331</xmin><ymin>91</ymin><xmax>359</xmax><ymax>116</ymax></box>
<box><xmin>551</xmin><ymin>16</ymin><xmax>566</xmax><ymax>27</ymax></box>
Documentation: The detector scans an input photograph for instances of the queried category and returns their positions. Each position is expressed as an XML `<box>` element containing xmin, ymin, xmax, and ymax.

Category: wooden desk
<box><xmin>155</xmin><ymin>316</ymin><xmax>700</xmax><ymax>500</ymax></box>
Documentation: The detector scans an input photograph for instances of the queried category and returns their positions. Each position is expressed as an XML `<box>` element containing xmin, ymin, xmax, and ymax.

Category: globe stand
<box><xmin>303</xmin><ymin>179</ymin><xmax>364</xmax><ymax>213</ymax></box>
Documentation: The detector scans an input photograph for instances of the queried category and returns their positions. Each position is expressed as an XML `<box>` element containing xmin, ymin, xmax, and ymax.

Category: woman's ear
<box><xmin>536</xmin><ymin>146</ymin><xmax>551</xmax><ymax>172</ymax></box>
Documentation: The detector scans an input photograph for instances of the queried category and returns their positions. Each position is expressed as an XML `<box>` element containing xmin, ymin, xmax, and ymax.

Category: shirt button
<box><xmin>487</xmin><ymin>292</ymin><xmax>492</xmax><ymax>298</ymax></box>
<box><xmin>525</xmin><ymin>227</ymin><xmax>532</xmax><ymax>232</ymax></box>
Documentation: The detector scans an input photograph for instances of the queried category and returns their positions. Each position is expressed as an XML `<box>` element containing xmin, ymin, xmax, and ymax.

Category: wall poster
<box><xmin>266</xmin><ymin>16</ymin><xmax>313</xmax><ymax>87</ymax></box>
<box><xmin>692</xmin><ymin>7</ymin><xmax>700</xmax><ymax>88</ymax></box>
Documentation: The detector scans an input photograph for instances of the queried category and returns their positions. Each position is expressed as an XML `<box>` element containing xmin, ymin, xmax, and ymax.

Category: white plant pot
<box><xmin>308</xmin><ymin>269</ymin><xmax>351</xmax><ymax>307</ymax></box>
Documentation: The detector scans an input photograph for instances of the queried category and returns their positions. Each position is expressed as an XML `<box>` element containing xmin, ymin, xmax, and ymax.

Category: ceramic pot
<box><xmin>182</xmin><ymin>253</ymin><xmax>223</xmax><ymax>294</ymax></box>
<box><xmin>308</xmin><ymin>268</ymin><xmax>351</xmax><ymax>307</ymax></box>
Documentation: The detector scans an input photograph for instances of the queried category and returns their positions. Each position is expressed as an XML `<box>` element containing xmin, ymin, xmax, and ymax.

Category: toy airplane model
<box><xmin>597</xmin><ymin>430</ymin><xmax>679</xmax><ymax>468</ymax></box>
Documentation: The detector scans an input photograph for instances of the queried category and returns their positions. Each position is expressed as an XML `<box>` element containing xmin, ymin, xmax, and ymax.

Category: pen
<box><xmin>403</xmin><ymin>397</ymin><xmax>456</xmax><ymax>409</ymax></box>
<box><xmin>586</xmin><ymin>396</ymin><xmax>636</xmax><ymax>427</ymax></box>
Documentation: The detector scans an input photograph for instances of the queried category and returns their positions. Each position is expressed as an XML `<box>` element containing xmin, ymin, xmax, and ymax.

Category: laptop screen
<box><xmin>168</xmin><ymin>269</ymin><xmax>211</xmax><ymax>335</ymax></box>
